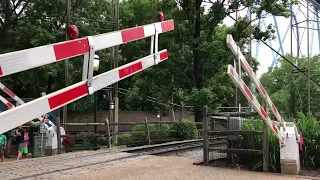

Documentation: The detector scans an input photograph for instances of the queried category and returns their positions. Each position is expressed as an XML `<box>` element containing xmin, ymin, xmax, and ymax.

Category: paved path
<box><xmin>0</xmin><ymin>150</ymin><xmax>151</xmax><ymax>180</ymax></box>
<box><xmin>0</xmin><ymin>150</ymin><xmax>318</xmax><ymax>180</ymax></box>
<box><xmin>62</xmin><ymin>156</ymin><xmax>317</xmax><ymax>180</ymax></box>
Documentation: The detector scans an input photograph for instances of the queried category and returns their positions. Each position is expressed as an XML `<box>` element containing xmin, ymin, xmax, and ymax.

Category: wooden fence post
<box><xmin>203</xmin><ymin>106</ymin><xmax>209</xmax><ymax>165</ymax></box>
<box><xmin>263</xmin><ymin>104</ymin><xmax>270</xmax><ymax>172</ymax></box>
<box><xmin>226</xmin><ymin>115</ymin><xmax>232</xmax><ymax>163</ymax></box>
<box><xmin>145</xmin><ymin>118</ymin><xmax>151</xmax><ymax>145</ymax></box>
<box><xmin>105</xmin><ymin>118</ymin><xmax>111</xmax><ymax>148</ymax></box>
<box><xmin>56</xmin><ymin>117</ymin><xmax>61</xmax><ymax>154</ymax></box>
<box><xmin>263</xmin><ymin>120</ymin><xmax>270</xmax><ymax>172</ymax></box>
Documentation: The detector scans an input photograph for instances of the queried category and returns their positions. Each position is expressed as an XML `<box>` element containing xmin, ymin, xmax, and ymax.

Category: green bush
<box><xmin>171</xmin><ymin>120</ymin><xmax>199</xmax><ymax>140</ymax></box>
<box><xmin>118</xmin><ymin>133</ymin><xmax>133</xmax><ymax>146</ymax></box>
<box><xmin>296</xmin><ymin>114</ymin><xmax>320</xmax><ymax>168</ymax></box>
<box><xmin>74</xmin><ymin>131</ymin><xmax>96</xmax><ymax>144</ymax></box>
<box><xmin>118</xmin><ymin>120</ymin><xmax>199</xmax><ymax>147</ymax></box>
<box><xmin>118</xmin><ymin>124</ymin><xmax>172</xmax><ymax>147</ymax></box>
<box><xmin>240</xmin><ymin>119</ymin><xmax>280</xmax><ymax>172</ymax></box>
<box><xmin>240</xmin><ymin>114</ymin><xmax>320</xmax><ymax>171</ymax></box>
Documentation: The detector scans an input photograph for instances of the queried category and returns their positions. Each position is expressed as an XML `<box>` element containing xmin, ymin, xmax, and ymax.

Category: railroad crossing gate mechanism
<box><xmin>0</xmin><ymin>19</ymin><xmax>174</xmax><ymax>154</ymax></box>
<box><xmin>226</xmin><ymin>34</ymin><xmax>301</xmax><ymax>175</ymax></box>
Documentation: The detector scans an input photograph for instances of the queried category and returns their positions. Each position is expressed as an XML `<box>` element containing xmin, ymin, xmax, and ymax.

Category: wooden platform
<box><xmin>0</xmin><ymin>150</ymin><xmax>151</xmax><ymax>180</ymax></box>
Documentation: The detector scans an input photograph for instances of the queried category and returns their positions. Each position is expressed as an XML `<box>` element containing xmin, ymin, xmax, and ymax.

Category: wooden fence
<box><xmin>61</xmin><ymin>118</ymin><xmax>200</xmax><ymax>149</ymax></box>
<box><xmin>202</xmin><ymin>106</ymin><xmax>270</xmax><ymax>172</ymax></box>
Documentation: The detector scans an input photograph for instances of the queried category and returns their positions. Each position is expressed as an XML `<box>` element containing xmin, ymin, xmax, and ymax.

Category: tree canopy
<box><xmin>0</xmin><ymin>0</ymin><xmax>294</xmax><ymax>121</ymax></box>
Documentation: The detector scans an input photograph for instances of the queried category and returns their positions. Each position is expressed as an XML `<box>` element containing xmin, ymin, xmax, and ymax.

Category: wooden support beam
<box><xmin>263</xmin><ymin>121</ymin><xmax>270</xmax><ymax>172</ymax></box>
<box><xmin>203</xmin><ymin>106</ymin><xmax>209</xmax><ymax>165</ymax></box>
<box><xmin>56</xmin><ymin>117</ymin><xmax>61</xmax><ymax>154</ymax></box>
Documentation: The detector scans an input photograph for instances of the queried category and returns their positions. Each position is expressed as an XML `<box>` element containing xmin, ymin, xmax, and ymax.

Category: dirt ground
<box><xmin>61</xmin><ymin>156</ymin><xmax>316</xmax><ymax>180</ymax></box>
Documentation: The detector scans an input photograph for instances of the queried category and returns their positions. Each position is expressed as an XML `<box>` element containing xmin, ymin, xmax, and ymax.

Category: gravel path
<box><xmin>61</xmin><ymin>156</ymin><xmax>312</xmax><ymax>180</ymax></box>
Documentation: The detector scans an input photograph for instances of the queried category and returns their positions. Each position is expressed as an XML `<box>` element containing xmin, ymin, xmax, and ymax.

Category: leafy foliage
<box><xmin>260</xmin><ymin>55</ymin><xmax>320</xmax><ymax>117</ymax></box>
<box><xmin>240</xmin><ymin>116</ymin><xmax>320</xmax><ymax>171</ymax></box>
<box><xmin>171</xmin><ymin>120</ymin><xmax>199</xmax><ymax>140</ymax></box>
<box><xmin>0</xmin><ymin>0</ymin><xmax>291</xmax><ymax>119</ymax></box>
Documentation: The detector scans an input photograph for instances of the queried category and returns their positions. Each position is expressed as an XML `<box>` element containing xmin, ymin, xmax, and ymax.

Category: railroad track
<box><xmin>1</xmin><ymin>138</ymin><xmax>226</xmax><ymax>180</ymax></box>
<box><xmin>124</xmin><ymin>137</ymin><xmax>226</xmax><ymax>155</ymax></box>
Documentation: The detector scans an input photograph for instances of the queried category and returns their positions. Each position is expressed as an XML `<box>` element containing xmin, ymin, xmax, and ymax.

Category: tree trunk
<box><xmin>193</xmin><ymin>0</ymin><xmax>203</xmax><ymax>122</ymax></box>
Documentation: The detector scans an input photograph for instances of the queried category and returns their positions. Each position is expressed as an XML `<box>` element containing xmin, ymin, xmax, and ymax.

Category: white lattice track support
<box><xmin>226</xmin><ymin>34</ymin><xmax>285</xmax><ymax>128</ymax></box>
<box><xmin>0</xmin><ymin>20</ymin><xmax>174</xmax><ymax>77</ymax></box>
<box><xmin>227</xmin><ymin>65</ymin><xmax>284</xmax><ymax>144</ymax></box>
<box><xmin>0</xmin><ymin>50</ymin><xmax>169</xmax><ymax>134</ymax></box>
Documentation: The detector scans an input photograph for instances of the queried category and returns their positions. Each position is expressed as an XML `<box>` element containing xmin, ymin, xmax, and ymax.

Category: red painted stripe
<box><xmin>259</xmin><ymin>83</ymin><xmax>266</xmax><ymax>97</ymax></box>
<box><xmin>118</xmin><ymin>62</ymin><xmax>143</xmax><ymax>79</ymax></box>
<box><xmin>48</xmin><ymin>83</ymin><xmax>88</xmax><ymax>109</ymax></box>
<box><xmin>229</xmin><ymin>66</ymin><xmax>234</xmax><ymax>77</ymax></box>
<box><xmin>160</xmin><ymin>51</ymin><xmax>168</xmax><ymax>61</ymax></box>
<box><xmin>272</xmin><ymin>103</ymin><xmax>278</xmax><ymax>115</ymax></box>
<box><xmin>121</xmin><ymin>27</ymin><xmax>145</xmax><ymax>43</ymax></box>
<box><xmin>53</xmin><ymin>38</ymin><xmax>90</xmax><ymax>61</ymax></box>
<box><xmin>260</xmin><ymin>106</ymin><xmax>268</xmax><ymax>120</ymax></box>
<box><xmin>243</xmin><ymin>84</ymin><xmax>253</xmax><ymax>102</ymax></box>
<box><xmin>272</xmin><ymin>123</ymin><xmax>278</xmax><ymax>135</ymax></box>
<box><xmin>6</xmin><ymin>102</ymin><xmax>13</xmax><ymax>108</ymax></box>
<box><xmin>3</xmin><ymin>87</ymin><xmax>16</xmax><ymax>98</ymax></box>
<box><xmin>0</xmin><ymin>66</ymin><xmax>3</xmax><ymax>76</ymax></box>
<box><xmin>161</xmin><ymin>20</ymin><xmax>175</xmax><ymax>32</ymax></box>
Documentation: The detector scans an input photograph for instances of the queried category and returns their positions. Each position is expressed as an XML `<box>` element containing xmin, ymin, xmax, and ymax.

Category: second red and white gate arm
<box><xmin>227</xmin><ymin>65</ymin><xmax>284</xmax><ymax>144</ymax></box>
<box><xmin>226</xmin><ymin>34</ymin><xmax>284</xmax><ymax>127</ymax></box>
<box><xmin>0</xmin><ymin>50</ymin><xmax>169</xmax><ymax>134</ymax></box>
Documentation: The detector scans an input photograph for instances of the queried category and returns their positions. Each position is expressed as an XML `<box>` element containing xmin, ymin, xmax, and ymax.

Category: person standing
<box><xmin>14</xmin><ymin>126</ymin><xmax>25</xmax><ymax>160</ymax></box>
<box><xmin>22</xmin><ymin>129</ymin><xmax>29</xmax><ymax>159</ymax></box>
<box><xmin>0</xmin><ymin>133</ymin><xmax>7</xmax><ymax>162</ymax></box>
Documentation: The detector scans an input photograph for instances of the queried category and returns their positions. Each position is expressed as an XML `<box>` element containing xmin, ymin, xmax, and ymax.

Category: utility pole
<box><xmin>248</xmin><ymin>6</ymin><xmax>253</xmax><ymax>112</ymax></box>
<box><xmin>112</xmin><ymin>0</ymin><xmax>120</xmax><ymax>144</ymax></box>
<box><xmin>307</xmin><ymin>0</ymin><xmax>311</xmax><ymax>114</ymax></box>
<box><xmin>62</xmin><ymin>0</ymin><xmax>71</xmax><ymax>127</ymax></box>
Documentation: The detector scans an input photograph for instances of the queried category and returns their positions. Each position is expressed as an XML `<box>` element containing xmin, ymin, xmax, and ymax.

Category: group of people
<box><xmin>0</xmin><ymin>125</ymin><xmax>29</xmax><ymax>163</ymax></box>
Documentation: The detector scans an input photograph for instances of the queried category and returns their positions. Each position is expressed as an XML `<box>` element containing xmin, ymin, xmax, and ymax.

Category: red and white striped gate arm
<box><xmin>0</xmin><ymin>50</ymin><xmax>169</xmax><ymax>134</ymax></box>
<box><xmin>0</xmin><ymin>20</ymin><xmax>174</xmax><ymax>77</ymax></box>
<box><xmin>227</xmin><ymin>65</ymin><xmax>284</xmax><ymax>144</ymax></box>
<box><xmin>0</xmin><ymin>95</ymin><xmax>14</xmax><ymax>109</ymax></box>
<box><xmin>0</xmin><ymin>82</ymin><xmax>50</xmax><ymax>123</ymax></box>
<box><xmin>226</xmin><ymin>34</ymin><xmax>285</xmax><ymax>127</ymax></box>
<box><xmin>0</xmin><ymin>82</ymin><xmax>25</xmax><ymax>105</ymax></box>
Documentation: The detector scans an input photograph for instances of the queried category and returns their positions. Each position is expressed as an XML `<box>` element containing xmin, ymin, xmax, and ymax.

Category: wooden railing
<box><xmin>202</xmin><ymin>106</ymin><xmax>270</xmax><ymax>171</ymax></box>
<box><xmin>61</xmin><ymin>118</ymin><xmax>203</xmax><ymax>149</ymax></box>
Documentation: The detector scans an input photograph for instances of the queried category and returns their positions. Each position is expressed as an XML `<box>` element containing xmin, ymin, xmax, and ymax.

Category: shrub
<box><xmin>296</xmin><ymin>114</ymin><xmax>320</xmax><ymax>168</ymax></box>
<box><xmin>74</xmin><ymin>131</ymin><xmax>96</xmax><ymax>144</ymax></box>
<box><xmin>118</xmin><ymin>133</ymin><xmax>134</xmax><ymax>146</ymax></box>
<box><xmin>240</xmin><ymin>114</ymin><xmax>320</xmax><ymax>171</ymax></box>
<box><xmin>118</xmin><ymin>120</ymin><xmax>199</xmax><ymax>147</ymax></box>
<box><xmin>171</xmin><ymin>120</ymin><xmax>199</xmax><ymax>140</ymax></box>
<box><xmin>118</xmin><ymin>123</ymin><xmax>172</xmax><ymax>147</ymax></box>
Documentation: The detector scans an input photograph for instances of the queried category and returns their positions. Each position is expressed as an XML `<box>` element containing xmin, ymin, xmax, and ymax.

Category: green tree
<box><xmin>260</xmin><ymin>55</ymin><xmax>320</xmax><ymax>117</ymax></box>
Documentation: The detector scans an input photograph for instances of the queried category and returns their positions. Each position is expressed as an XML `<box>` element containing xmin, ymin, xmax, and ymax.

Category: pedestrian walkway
<box><xmin>0</xmin><ymin>150</ymin><xmax>318</xmax><ymax>180</ymax></box>
<box><xmin>62</xmin><ymin>156</ymin><xmax>318</xmax><ymax>180</ymax></box>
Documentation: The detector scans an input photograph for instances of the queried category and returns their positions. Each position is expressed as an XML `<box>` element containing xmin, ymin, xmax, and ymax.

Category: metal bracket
<box><xmin>151</xmin><ymin>24</ymin><xmax>160</xmax><ymax>65</ymax></box>
<box><xmin>86</xmin><ymin>36</ymin><xmax>95</xmax><ymax>95</ymax></box>
<box><xmin>82</xmin><ymin>53</ymin><xmax>89</xmax><ymax>81</ymax></box>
